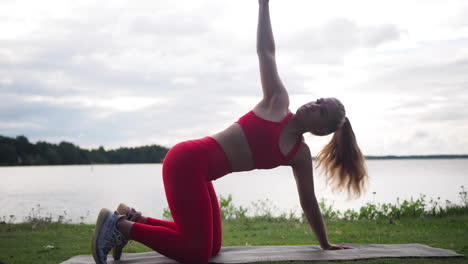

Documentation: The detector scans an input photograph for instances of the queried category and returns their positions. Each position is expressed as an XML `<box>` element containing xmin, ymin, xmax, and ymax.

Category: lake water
<box><xmin>0</xmin><ymin>159</ymin><xmax>466</xmax><ymax>224</ymax></box>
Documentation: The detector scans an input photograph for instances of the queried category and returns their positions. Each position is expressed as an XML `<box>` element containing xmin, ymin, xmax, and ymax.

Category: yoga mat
<box><xmin>61</xmin><ymin>244</ymin><xmax>463</xmax><ymax>264</ymax></box>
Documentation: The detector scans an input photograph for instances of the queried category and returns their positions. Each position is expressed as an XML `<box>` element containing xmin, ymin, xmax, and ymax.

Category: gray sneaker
<box><xmin>91</xmin><ymin>208</ymin><xmax>128</xmax><ymax>264</ymax></box>
<box><xmin>112</xmin><ymin>203</ymin><xmax>142</xmax><ymax>260</ymax></box>
<box><xmin>116</xmin><ymin>203</ymin><xmax>142</xmax><ymax>222</ymax></box>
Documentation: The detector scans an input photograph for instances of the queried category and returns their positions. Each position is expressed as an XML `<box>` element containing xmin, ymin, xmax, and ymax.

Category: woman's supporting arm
<box><xmin>291</xmin><ymin>149</ymin><xmax>330</xmax><ymax>248</ymax></box>
<box><xmin>257</xmin><ymin>0</ymin><xmax>288</xmax><ymax>105</ymax></box>
<box><xmin>290</xmin><ymin>144</ymin><xmax>352</xmax><ymax>250</ymax></box>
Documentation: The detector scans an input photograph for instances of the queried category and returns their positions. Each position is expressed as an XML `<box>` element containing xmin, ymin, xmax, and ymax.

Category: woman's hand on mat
<box><xmin>322</xmin><ymin>244</ymin><xmax>353</xmax><ymax>250</ymax></box>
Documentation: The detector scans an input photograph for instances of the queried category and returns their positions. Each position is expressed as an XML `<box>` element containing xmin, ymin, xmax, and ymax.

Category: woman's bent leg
<box><xmin>207</xmin><ymin>181</ymin><xmax>222</xmax><ymax>256</ymax></box>
<box><xmin>129</xmin><ymin>140</ymin><xmax>214</xmax><ymax>263</ymax></box>
<box><xmin>132</xmin><ymin>182</ymin><xmax>220</xmax><ymax>258</ymax></box>
<box><xmin>144</xmin><ymin>217</ymin><xmax>177</xmax><ymax>230</ymax></box>
<box><xmin>130</xmin><ymin>177</ymin><xmax>213</xmax><ymax>263</ymax></box>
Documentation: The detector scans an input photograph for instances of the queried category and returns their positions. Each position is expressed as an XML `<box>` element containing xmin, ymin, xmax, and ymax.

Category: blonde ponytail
<box><xmin>315</xmin><ymin>117</ymin><xmax>368</xmax><ymax>198</ymax></box>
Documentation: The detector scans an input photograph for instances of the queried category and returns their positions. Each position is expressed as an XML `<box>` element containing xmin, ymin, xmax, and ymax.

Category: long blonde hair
<box><xmin>315</xmin><ymin>117</ymin><xmax>368</xmax><ymax>198</ymax></box>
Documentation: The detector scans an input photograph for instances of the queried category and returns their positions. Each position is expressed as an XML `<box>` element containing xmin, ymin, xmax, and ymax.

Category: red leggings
<box><xmin>130</xmin><ymin>137</ymin><xmax>232</xmax><ymax>264</ymax></box>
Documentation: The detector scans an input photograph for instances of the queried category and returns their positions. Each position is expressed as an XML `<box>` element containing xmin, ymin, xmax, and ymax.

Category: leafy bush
<box><xmin>160</xmin><ymin>186</ymin><xmax>468</xmax><ymax>223</ymax></box>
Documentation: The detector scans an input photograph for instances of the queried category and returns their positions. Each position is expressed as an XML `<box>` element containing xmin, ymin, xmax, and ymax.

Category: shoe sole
<box><xmin>112</xmin><ymin>203</ymin><xmax>129</xmax><ymax>260</ymax></box>
<box><xmin>116</xmin><ymin>203</ymin><xmax>129</xmax><ymax>215</ymax></box>
<box><xmin>92</xmin><ymin>208</ymin><xmax>112</xmax><ymax>264</ymax></box>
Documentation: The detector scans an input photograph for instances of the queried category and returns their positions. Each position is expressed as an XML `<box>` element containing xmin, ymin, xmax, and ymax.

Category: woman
<box><xmin>91</xmin><ymin>1</ymin><xmax>367</xmax><ymax>263</ymax></box>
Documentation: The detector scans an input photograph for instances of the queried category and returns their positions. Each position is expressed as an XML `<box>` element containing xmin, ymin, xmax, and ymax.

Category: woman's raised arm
<box><xmin>257</xmin><ymin>0</ymin><xmax>289</xmax><ymax>106</ymax></box>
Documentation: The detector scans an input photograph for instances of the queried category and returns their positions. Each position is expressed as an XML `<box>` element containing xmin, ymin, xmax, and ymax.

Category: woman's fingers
<box><xmin>339</xmin><ymin>245</ymin><xmax>353</xmax><ymax>249</ymax></box>
<box><xmin>324</xmin><ymin>244</ymin><xmax>353</xmax><ymax>250</ymax></box>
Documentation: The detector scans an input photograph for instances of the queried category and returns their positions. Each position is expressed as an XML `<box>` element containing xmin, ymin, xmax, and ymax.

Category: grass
<box><xmin>1</xmin><ymin>189</ymin><xmax>467</xmax><ymax>264</ymax></box>
<box><xmin>0</xmin><ymin>215</ymin><xmax>466</xmax><ymax>264</ymax></box>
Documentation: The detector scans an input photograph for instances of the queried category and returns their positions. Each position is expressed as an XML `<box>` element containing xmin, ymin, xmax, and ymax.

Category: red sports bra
<box><xmin>235</xmin><ymin>110</ymin><xmax>303</xmax><ymax>169</ymax></box>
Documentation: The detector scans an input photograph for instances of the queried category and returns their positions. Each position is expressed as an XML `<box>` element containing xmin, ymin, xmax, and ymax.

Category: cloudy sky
<box><xmin>1</xmin><ymin>0</ymin><xmax>467</xmax><ymax>155</ymax></box>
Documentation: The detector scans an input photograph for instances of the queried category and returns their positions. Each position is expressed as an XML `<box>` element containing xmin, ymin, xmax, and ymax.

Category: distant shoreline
<box><xmin>2</xmin><ymin>135</ymin><xmax>468</xmax><ymax>166</ymax></box>
<box><xmin>1</xmin><ymin>155</ymin><xmax>467</xmax><ymax>167</ymax></box>
<box><xmin>363</xmin><ymin>155</ymin><xmax>468</xmax><ymax>160</ymax></box>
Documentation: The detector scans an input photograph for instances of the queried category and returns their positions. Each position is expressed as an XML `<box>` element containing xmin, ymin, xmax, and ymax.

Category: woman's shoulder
<box><xmin>252</xmin><ymin>98</ymin><xmax>291</xmax><ymax>122</ymax></box>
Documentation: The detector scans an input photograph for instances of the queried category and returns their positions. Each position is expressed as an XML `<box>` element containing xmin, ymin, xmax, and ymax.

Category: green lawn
<box><xmin>0</xmin><ymin>215</ymin><xmax>466</xmax><ymax>264</ymax></box>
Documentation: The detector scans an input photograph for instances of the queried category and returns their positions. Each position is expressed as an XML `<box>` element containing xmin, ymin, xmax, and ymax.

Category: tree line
<box><xmin>0</xmin><ymin>135</ymin><xmax>169</xmax><ymax>166</ymax></box>
<box><xmin>1</xmin><ymin>135</ymin><xmax>467</xmax><ymax>166</ymax></box>
<box><xmin>365</xmin><ymin>155</ymin><xmax>468</xmax><ymax>160</ymax></box>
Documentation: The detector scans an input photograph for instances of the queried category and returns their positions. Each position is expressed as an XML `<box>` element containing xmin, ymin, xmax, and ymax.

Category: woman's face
<box><xmin>296</xmin><ymin>97</ymin><xmax>344</xmax><ymax>135</ymax></box>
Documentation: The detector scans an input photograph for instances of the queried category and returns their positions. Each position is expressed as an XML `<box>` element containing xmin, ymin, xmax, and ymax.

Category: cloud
<box><xmin>371</xmin><ymin>55</ymin><xmax>468</xmax><ymax>95</ymax></box>
<box><xmin>282</xmin><ymin>18</ymin><xmax>403</xmax><ymax>65</ymax></box>
<box><xmin>362</xmin><ymin>24</ymin><xmax>403</xmax><ymax>47</ymax></box>
<box><xmin>129</xmin><ymin>15</ymin><xmax>210</xmax><ymax>36</ymax></box>
<box><xmin>1</xmin><ymin>0</ymin><xmax>467</xmax><ymax>155</ymax></box>
<box><xmin>413</xmin><ymin>130</ymin><xmax>429</xmax><ymax>139</ymax></box>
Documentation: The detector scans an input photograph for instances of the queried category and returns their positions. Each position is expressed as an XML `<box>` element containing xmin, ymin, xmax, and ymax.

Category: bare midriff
<box><xmin>210</xmin><ymin>121</ymin><xmax>303</xmax><ymax>172</ymax></box>
<box><xmin>209</xmin><ymin>123</ymin><xmax>255</xmax><ymax>172</ymax></box>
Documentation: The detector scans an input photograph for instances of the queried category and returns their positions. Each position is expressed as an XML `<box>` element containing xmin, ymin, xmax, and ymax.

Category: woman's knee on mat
<box><xmin>212</xmin><ymin>239</ymin><xmax>221</xmax><ymax>256</ymax></box>
<box><xmin>177</xmin><ymin>241</ymin><xmax>212</xmax><ymax>264</ymax></box>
